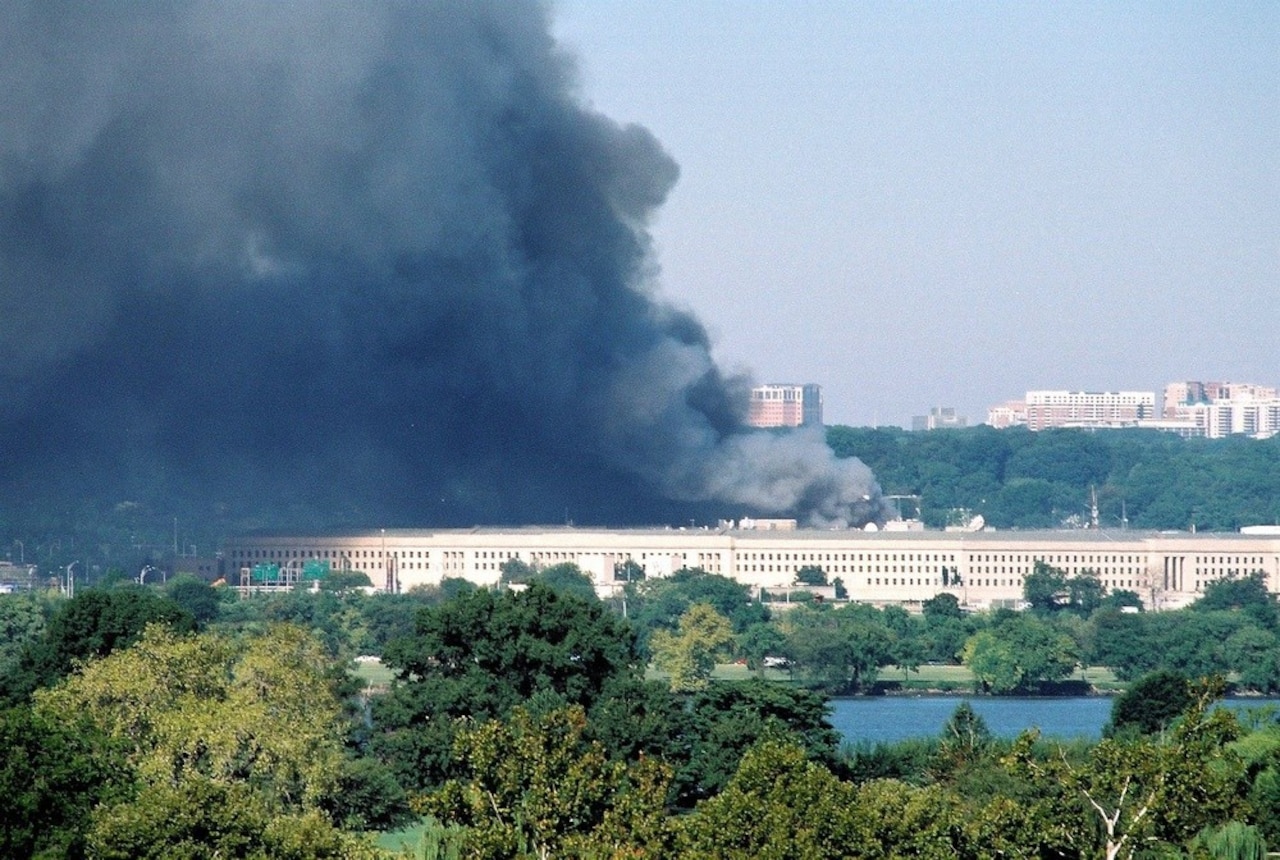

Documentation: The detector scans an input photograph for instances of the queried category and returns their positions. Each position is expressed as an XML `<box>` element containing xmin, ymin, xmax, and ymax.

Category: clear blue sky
<box><xmin>552</xmin><ymin>2</ymin><xmax>1279</xmax><ymax>427</ymax></box>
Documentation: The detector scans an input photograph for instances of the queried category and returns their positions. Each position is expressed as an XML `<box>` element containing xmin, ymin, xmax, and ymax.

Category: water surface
<box><xmin>828</xmin><ymin>696</ymin><xmax>1280</xmax><ymax>745</ymax></box>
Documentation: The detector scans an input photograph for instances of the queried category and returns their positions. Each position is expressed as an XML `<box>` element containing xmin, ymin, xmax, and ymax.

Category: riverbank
<box><xmin>690</xmin><ymin>662</ymin><xmax>1127</xmax><ymax>695</ymax></box>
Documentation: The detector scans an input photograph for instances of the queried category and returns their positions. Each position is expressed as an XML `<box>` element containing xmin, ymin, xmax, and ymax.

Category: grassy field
<box><xmin>375</xmin><ymin>818</ymin><xmax>466</xmax><ymax>859</ymax></box>
<box><xmin>694</xmin><ymin>662</ymin><xmax>1125</xmax><ymax>692</ymax></box>
<box><xmin>352</xmin><ymin>657</ymin><xmax>396</xmax><ymax>690</ymax></box>
<box><xmin>363</xmin><ymin>656</ymin><xmax>1124</xmax><ymax>694</ymax></box>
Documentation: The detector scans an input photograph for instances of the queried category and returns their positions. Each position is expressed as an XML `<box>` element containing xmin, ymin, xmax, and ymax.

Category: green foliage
<box><xmin>677</xmin><ymin>739</ymin><xmax>967</xmax><ymax>858</ymax></box>
<box><xmin>1003</xmin><ymin>678</ymin><xmax>1246</xmax><ymax>858</ymax></box>
<box><xmin>1247</xmin><ymin>762</ymin><xmax>1280</xmax><ymax>847</ymax></box>
<box><xmin>1066</xmin><ymin>570</ymin><xmax>1106</xmax><ymax>616</ymax></box>
<box><xmin>374</xmin><ymin>583</ymin><xmax>641</xmax><ymax>789</ymax></box>
<box><xmin>0</xmin><ymin>705</ymin><xmax>133</xmax><ymax>858</ymax></box>
<box><xmin>1189</xmin><ymin>821</ymin><xmax>1268</xmax><ymax>860</ymax></box>
<box><xmin>651</xmin><ymin>603</ymin><xmax>735</xmax><ymax>692</ymax></box>
<box><xmin>826</xmin><ymin>423</ymin><xmax>1280</xmax><ymax>531</ymax></box>
<box><xmin>86</xmin><ymin>777</ymin><xmax>379</xmax><ymax>859</ymax></box>
<box><xmin>0</xmin><ymin>592</ymin><xmax>49</xmax><ymax>677</ymax></box>
<box><xmin>677</xmin><ymin>681</ymin><xmax>841</xmax><ymax>805</ymax></box>
<box><xmin>585</xmin><ymin>677</ymin><xmax>839</xmax><ymax>809</ymax></box>
<box><xmin>420</xmin><ymin>706</ymin><xmax>673</xmax><ymax>859</ymax></box>
<box><xmin>321</xmin><ymin>756</ymin><xmax>414</xmax><ymax>831</ymax></box>
<box><xmin>781</xmin><ymin>603</ymin><xmax>894</xmax><ymax>694</ymax></box>
<box><xmin>1023</xmin><ymin>560</ymin><xmax>1068</xmax><ymax>611</ymax></box>
<box><xmin>1</xmin><ymin>585</ymin><xmax>195</xmax><ymax>704</ymax></box>
<box><xmin>962</xmin><ymin>613</ymin><xmax>1078</xmax><ymax>693</ymax></box>
<box><xmin>529</xmin><ymin>561</ymin><xmax>597</xmax><ymax>602</ymax></box>
<box><xmin>736</xmin><ymin>620</ymin><xmax>787</xmax><ymax>671</ymax></box>
<box><xmin>1194</xmin><ymin>571</ymin><xmax>1279</xmax><ymax>628</ymax></box>
<box><xmin>320</xmin><ymin>568</ymin><xmax>374</xmax><ymax>592</ymax></box>
<box><xmin>674</xmin><ymin>739</ymin><xmax>864</xmax><ymax>858</ymax></box>
<box><xmin>1024</xmin><ymin>561</ymin><xmax>1106</xmax><ymax>616</ymax></box>
<box><xmin>1107</xmin><ymin>670</ymin><xmax>1194</xmax><ymax>735</ymax></box>
<box><xmin>1224</xmin><ymin>625</ymin><xmax>1280</xmax><ymax>693</ymax></box>
<box><xmin>20</xmin><ymin>622</ymin><xmax>379</xmax><ymax>857</ymax></box>
<box><xmin>922</xmin><ymin>591</ymin><xmax>962</xmax><ymax>621</ymax></box>
<box><xmin>36</xmin><ymin>624</ymin><xmax>348</xmax><ymax>808</ymax></box>
<box><xmin>498</xmin><ymin>557</ymin><xmax>535</xmax><ymax>584</ymax></box>
<box><xmin>628</xmin><ymin>567</ymin><xmax>768</xmax><ymax>644</ymax></box>
<box><xmin>614</xmin><ymin>558</ymin><xmax>646</xmax><ymax>582</ymax></box>
<box><xmin>940</xmin><ymin>702</ymin><xmax>992</xmax><ymax>754</ymax></box>
<box><xmin>794</xmin><ymin>564</ymin><xmax>827</xmax><ymax>586</ymax></box>
<box><xmin>164</xmin><ymin>575</ymin><xmax>222</xmax><ymax>625</ymax></box>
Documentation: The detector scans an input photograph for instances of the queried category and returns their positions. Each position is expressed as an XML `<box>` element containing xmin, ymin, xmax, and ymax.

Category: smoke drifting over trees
<box><xmin>0</xmin><ymin>1</ymin><xmax>882</xmax><ymax>528</ymax></box>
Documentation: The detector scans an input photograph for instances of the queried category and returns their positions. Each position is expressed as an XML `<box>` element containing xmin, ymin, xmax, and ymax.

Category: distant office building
<box><xmin>985</xmin><ymin>391</ymin><xmax>1154</xmax><ymax>430</ymax></box>
<box><xmin>912</xmin><ymin>406</ymin><xmax>967</xmax><ymax>431</ymax></box>
<box><xmin>986</xmin><ymin>383</ymin><xmax>1280</xmax><ymax>439</ymax></box>
<box><xmin>1023</xmin><ymin>390</ymin><xmax>1154</xmax><ymax>430</ymax></box>
<box><xmin>747</xmin><ymin>384</ymin><xmax>823</xmax><ymax>428</ymax></box>
<box><xmin>986</xmin><ymin>400</ymin><xmax>1027</xmax><ymax>429</ymax></box>
<box><xmin>1160</xmin><ymin>381</ymin><xmax>1280</xmax><ymax>439</ymax></box>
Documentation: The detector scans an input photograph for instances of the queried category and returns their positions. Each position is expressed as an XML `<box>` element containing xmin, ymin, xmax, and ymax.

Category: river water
<box><xmin>829</xmin><ymin>696</ymin><xmax>1280</xmax><ymax>746</ymax></box>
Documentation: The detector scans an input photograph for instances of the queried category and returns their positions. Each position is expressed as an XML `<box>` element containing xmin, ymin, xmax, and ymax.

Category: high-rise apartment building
<box><xmin>987</xmin><ymin>390</ymin><xmax>1155</xmax><ymax>430</ymax></box>
<box><xmin>747</xmin><ymin>384</ymin><xmax>823</xmax><ymax>428</ymax></box>
<box><xmin>987</xmin><ymin>382</ymin><xmax>1280</xmax><ymax>439</ymax></box>
<box><xmin>1025</xmin><ymin>390</ymin><xmax>1154</xmax><ymax>430</ymax></box>
<box><xmin>1162</xmin><ymin>381</ymin><xmax>1280</xmax><ymax>439</ymax></box>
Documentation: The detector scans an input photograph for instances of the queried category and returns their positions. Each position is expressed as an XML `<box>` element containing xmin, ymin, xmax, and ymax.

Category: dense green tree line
<box><xmin>828</xmin><ymin>424</ymin><xmax>1280</xmax><ymax>530</ymax></box>
<box><xmin>7</xmin><ymin>567</ymin><xmax>1280</xmax><ymax>856</ymax></box>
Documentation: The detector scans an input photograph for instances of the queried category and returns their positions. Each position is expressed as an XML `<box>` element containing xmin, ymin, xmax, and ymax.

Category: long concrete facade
<box><xmin>221</xmin><ymin>527</ymin><xmax>1280</xmax><ymax>611</ymax></box>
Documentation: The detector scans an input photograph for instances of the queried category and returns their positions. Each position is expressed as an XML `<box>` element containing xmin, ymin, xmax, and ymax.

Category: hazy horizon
<box><xmin>554</xmin><ymin>2</ymin><xmax>1279</xmax><ymax>427</ymax></box>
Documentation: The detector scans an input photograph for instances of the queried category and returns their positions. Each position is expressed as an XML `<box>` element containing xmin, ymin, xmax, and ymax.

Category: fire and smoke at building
<box><xmin>0</xmin><ymin>2</ymin><xmax>884</xmax><ymax>529</ymax></box>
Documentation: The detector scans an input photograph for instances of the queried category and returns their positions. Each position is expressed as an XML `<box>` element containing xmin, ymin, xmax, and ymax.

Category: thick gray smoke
<box><xmin>0</xmin><ymin>1</ymin><xmax>884</xmax><ymax>529</ymax></box>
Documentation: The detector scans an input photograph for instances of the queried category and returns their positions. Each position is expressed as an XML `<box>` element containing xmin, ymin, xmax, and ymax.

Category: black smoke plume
<box><xmin>0</xmin><ymin>1</ymin><xmax>883</xmax><ymax>530</ymax></box>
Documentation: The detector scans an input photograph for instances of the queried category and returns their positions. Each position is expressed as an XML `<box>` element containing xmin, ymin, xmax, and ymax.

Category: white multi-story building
<box><xmin>985</xmin><ymin>400</ymin><xmax>1027</xmax><ymax>429</ymax></box>
<box><xmin>1023</xmin><ymin>391</ymin><xmax>1155</xmax><ymax>430</ymax></box>
<box><xmin>221</xmin><ymin>526</ymin><xmax>1280</xmax><ymax>611</ymax></box>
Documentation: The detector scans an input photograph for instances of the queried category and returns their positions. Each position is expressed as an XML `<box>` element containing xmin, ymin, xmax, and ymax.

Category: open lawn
<box><xmin>351</xmin><ymin>657</ymin><xmax>396</xmax><ymax>690</ymax></box>
<box><xmin>372</xmin><ymin>656</ymin><xmax>1124</xmax><ymax>693</ymax></box>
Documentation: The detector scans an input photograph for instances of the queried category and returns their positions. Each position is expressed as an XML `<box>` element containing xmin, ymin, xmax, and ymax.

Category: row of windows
<box><xmin>226</xmin><ymin>545</ymin><xmax>1272</xmax><ymax>589</ymax></box>
<box><xmin>740</xmin><ymin>552</ymin><xmax>958</xmax><ymax>563</ymax></box>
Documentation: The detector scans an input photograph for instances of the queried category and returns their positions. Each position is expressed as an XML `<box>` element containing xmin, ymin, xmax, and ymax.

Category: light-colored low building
<box><xmin>221</xmin><ymin>526</ymin><xmax>1280</xmax><ymax>611</ymax></box>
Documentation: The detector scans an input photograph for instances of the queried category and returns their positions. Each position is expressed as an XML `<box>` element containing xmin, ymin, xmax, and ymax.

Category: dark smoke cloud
<box><xmin>0</xmin><ymin>1</ymin><xmax>884</xmax><ymax>529</ymax></box>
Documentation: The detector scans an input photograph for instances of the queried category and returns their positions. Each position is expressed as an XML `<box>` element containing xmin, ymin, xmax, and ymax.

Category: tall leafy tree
<box><xmin>963</xmin><ymin>613</ymin><xmax>1078</xmax><ymax>693</ymax></box>
<box><xmin>374</xmin><ymin>583</ymin><xmax>641</xmax><ymax>789</ymax></box>
<box><xmin>32</xmin><ymin>623</ymin><xmax>372</xmax><ymax>857</ymax></box>
<box><xmin>1194</xmin><ymin>571</ymin><xmax>1279</xmax><ymax>628</ymax></box>
<box><xmin>628</xmin><ymin>567</ymin><xmax>768</xmax><ymax>643</ymax></box>
<box><xmin>0</xmin><ymin>706</ymin><xmax>132</xmax><ymax>858</ymax></box>
<box><xmin>651</xmin><ymin>603</ymin><xmax>735</xmax><ymax>692</ymax></box>
<box><xmin>421</xmin><ymin>706</ymin><xmax>673</xmax><ymax>860</ymax></box>
<box><xmin>1</xmin><ymin>586</ymin><xmax>194</xmax><ymax>704</ymax></box>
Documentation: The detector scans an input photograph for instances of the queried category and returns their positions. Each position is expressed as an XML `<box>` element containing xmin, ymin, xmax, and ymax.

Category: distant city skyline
<box><xmin>553</xmin><ymin>3</ymin><xmax>1279</xmax><ymax>428</ymax></box>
